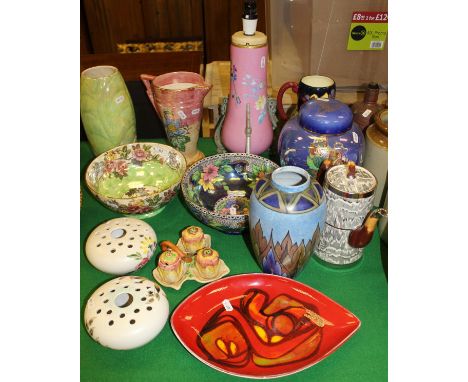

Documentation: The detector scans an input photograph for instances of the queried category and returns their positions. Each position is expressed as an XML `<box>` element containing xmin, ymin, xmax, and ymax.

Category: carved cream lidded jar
<box><xmin>315</xmin><ymin>163</ymin><xmax>379</xmax><ymax>267</ymax></box>
<box><xmin>84</xmin><ymin>276</ymin><xmax>169</xmax><ymax>350</ymax></box>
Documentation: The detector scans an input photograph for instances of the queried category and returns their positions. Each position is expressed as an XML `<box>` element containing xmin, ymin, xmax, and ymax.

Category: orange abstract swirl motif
<box><xmin>196</xmin><ymin>289</ymin><xmax>323</xmax><ymax>368</ymax></box>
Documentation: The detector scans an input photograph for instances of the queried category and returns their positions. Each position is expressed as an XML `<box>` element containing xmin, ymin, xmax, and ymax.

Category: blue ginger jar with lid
<box><xmin>278</xmin><ymin>98</ymin><xmax>365</xmax><ymax>177</ymax></box>
<box><xmin>249</xmin><ymin>166</ymin><xmax>326</xmax><ymax>278</ymax></box>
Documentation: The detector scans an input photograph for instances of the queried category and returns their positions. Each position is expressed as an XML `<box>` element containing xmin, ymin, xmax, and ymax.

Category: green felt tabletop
<box><xmin>80</xmin><ymin>138</ymin><xmax>388</xmax><ymax>382</ymax></box>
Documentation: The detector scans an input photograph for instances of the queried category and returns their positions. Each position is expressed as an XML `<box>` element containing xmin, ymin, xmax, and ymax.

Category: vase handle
<box><xmin>276</xmin><ymin>81</ymin><xmax>299</xmax><ymax>121</ymax></box>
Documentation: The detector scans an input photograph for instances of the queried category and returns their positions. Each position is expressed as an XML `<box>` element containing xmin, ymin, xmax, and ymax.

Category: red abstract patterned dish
<box><xmin>171</xmin><ymin>274</ymin><xmax>360</xmax><ymax>379</ymax></box>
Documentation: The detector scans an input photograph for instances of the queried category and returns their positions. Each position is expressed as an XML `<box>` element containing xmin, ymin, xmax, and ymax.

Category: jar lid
<box><xmin>84</xmin><ymin>276</ymin><xmax>169</xmax><ymax>350</ymax></box>
<box><xmin>85</xmin><ymin>217</ymin><xmax>157</xmax><ymax>275</ymax></box>
<box><xmin>299</xmin><ymin>99</ymin><xmax>353</xmax><ymax>134</ymax></box>
<box><xmin>324</xmin><ymin>162</ymin><xmax>377</xmax><ymax>198</ymax></box>
<box><xmin>231</xmin><ymin>31</ymin><xmax>267</xmax><ymax>47</ymax></box>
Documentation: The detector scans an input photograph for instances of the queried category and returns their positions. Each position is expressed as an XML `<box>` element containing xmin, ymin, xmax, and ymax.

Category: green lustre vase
<box><xmin>80</xmin><ymin>66</ymin><xmax>136</xmax><ymax>156</ymax></box>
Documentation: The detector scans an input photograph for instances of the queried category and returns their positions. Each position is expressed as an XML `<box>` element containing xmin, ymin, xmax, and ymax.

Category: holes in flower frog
<box><xmin>109</xmin><ymin>320</ymin><xmax>114</xmax><ymax>326</ymax></box>
<box><xmin>96</xmin><ymin>309</ymin><xmax>101</xmax><ymax>314</ymax></box>
<box><xmin>130</xmin><ymin>319</ymin><xmax>136</xmax><ymax>325</ymax></box>
<box><xmin>114</xmin><ymin>293</ymin><xmax>133</xmax><ymax>308</ymax></box>
<box><xmin>96</xmin><ymin>243</ymin><xmax>101</xmax><ymax>248</ymax></box>
<box><xmin>130</xmin><ymin>237</ymin><xmax>134</xmax><ymax>240</ymax></box>
<box><xmin>147</xmin><ymin>306</ymin><xmax>152</xmax><ymax>311</ymax></box>
<box><xmin>128</xmin><ymin>245</ymin><xmax>133</xmax><ymax>248</ymax></box>
<box><xmin>134</xmin><ymin>309</ymin><xmax>140</xmax><ymax>314</ymax></box>
<box><xmin>111</xmin><ymin>249</ymin><xmax>116</xmax><ymax>253</ymax></box>
<box><xmin>106</xmin><ymin>242</ymin><xmax>111</xmax><ymax>246</ymax></box>
<box><xmin>111</xmin><ymin>228</ymin><xmax>126</xmax><ymax>239</ymax></box>
<box><xmin>118</xmin><ymin>243</ymin><xmax>123</xmax><ymax>246</ymax></box>
<box><xmin>120</xmin><ymin>313</ymin><xmax>125</xmax><ymax>318</ymax></box>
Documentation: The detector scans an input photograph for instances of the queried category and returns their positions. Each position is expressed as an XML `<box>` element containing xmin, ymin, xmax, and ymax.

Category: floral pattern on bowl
<box><xmin>86</xmin><ymin>143</ymin><xmax>186</xmax><ymax>218</ymax></box>
<box><xmin>181</xmin><ymin>153</ymin><xmax>278</xmax><ymax>233</ymax></box>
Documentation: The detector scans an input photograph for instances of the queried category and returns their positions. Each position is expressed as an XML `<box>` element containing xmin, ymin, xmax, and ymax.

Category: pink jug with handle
<box><xmin>141</xmin><ymin>71</ymin><xmax>212</xmax><ymax>166</ymax></box>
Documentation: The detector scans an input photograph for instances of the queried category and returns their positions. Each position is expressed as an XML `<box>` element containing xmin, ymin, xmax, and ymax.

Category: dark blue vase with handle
<box><xmin>278</xmin><ymin>99</ymin><xmax>365</xmax><ymax>177</ymax></box>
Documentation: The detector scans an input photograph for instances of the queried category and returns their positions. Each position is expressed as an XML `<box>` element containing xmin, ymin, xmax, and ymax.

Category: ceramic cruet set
<box><xmin>80</xmin><ymin>1</ymin><xmax>387</xmax><ymax>378</ymax></box>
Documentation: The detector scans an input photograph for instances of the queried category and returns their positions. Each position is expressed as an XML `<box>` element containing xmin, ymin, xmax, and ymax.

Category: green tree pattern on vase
<box><xmin>81</xmin><ymin>66</ymin><xmax>136</xmax><ymax>156</ymax></box>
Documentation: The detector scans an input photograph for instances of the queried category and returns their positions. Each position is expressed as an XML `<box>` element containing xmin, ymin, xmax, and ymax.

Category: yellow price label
<box><xmin>347</xmin><ymin>11</ymin><xmax>388</xmax><ymax>51</ymax></box>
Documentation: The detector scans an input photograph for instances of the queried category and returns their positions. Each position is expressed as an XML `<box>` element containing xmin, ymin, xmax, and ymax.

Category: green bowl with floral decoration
<box><xmin>181</xmin><ymin>153</ymin><xmax>279</xmax><ymax>233</ymax></box>
<box><xmin>85</xmin><ymin>142</ymin><xmax>186</xmax><ymax>218</ymax></box>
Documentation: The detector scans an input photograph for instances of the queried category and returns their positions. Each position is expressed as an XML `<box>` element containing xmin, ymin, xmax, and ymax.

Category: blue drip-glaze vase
<box><xmin>278</xmin><ymin>99</ymin><xmax>365</xmax><ymax>177</ymax></box>
<box><xmin>249</xmin><ymin>166</ymin><xmax>326</xmax><ymax>278</ymax></box>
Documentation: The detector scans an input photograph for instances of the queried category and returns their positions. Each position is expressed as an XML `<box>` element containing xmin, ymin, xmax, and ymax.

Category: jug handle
<box><xmin>140</xmin><ymin>74</ymin><xmax>155</xmax><ymax>91</ymax></box>
<box><xmin>348</xmin><ymin>208</ymin><xmax>388</xmax><ymax>248</ymax></box>
<box><xmin>276</xmin><ymin>81</ymin><xmax>299</xmax><ymax>121</ymax></box>
<box><xmin>140</xmin><ymin>74</ymin><xmax>157</xmax><ymax>106</ymax></box>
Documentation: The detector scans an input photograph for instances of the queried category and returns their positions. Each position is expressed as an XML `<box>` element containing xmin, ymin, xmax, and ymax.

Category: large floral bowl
<box><xmin>181</xmin><ymin>153</ymin><xmax>279</xmax><ymax>233</ymax></box>
<box><xmin>85</xmin><ymin>142</ymin><xmax>186</xmax><ymax>218</ymax></box>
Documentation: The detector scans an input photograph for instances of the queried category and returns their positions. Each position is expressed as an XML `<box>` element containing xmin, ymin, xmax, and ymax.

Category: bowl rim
<box><xmin>181</xmin><ymin>153</ymin><xmax>279</xmax><ymax>221</ymax></box>
<box><xmin>85</xmin><ymin>142</ymin><xmax>187</xmax><ymax>201</ymax></box>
